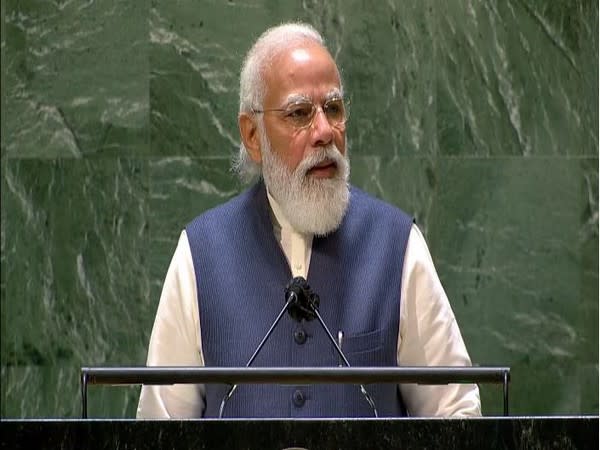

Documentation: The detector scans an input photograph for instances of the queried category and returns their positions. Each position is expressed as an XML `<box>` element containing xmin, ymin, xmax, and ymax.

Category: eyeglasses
<box><xmin>252</xmin><ymin>97</ymin><xmax>349</xmax><ymax>130</ymax></box>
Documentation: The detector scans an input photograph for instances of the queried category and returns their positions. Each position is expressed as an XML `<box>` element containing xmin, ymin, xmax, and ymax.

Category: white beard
<box><xmin>260</xmin><ymin>131</ymin><xmax>350</xmax><ymax>236</ymax></box>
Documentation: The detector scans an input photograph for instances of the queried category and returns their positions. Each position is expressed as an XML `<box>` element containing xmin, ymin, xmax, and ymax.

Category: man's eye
<box><xmin>325</xmin><ymin>100</ymin><xmax>343</xmax><ymax>115</ymax></box>
<box><xmin>326</xmin><ymin>104</ymin><xmax>340</xmax><ymax>114</ymax></box>
<box><xmin>286</xmin><ymin>105</ymin><xmax>313</xmax><ymax>119</ymax></box>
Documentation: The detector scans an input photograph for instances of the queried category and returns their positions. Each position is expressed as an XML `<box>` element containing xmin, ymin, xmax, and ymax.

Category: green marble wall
<box><xmin>1</xmin><ymin>0</ymin><xmax>597</xmax><ymax>418</ymax></box>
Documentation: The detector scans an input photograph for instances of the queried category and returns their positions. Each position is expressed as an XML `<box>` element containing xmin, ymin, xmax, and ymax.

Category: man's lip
<box><xmin>311</xmin><ymin>159</ymin><xmax>337</xmax><ymax>170</ymax></box>
<box><xmin>307</xmin><ymin>159</ymin><xmax>338</xmax><ymax>178</ymax></box>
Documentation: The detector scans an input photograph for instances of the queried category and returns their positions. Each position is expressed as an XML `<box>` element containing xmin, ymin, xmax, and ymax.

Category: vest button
<box><xmin>293</xmin><ymin>329</ymin><xmax>307</xmax><ymax>344</ymax></box>
<box><xmin>292</xmin><ymin>390</ymin><xmax>305</xmax><ymax>407</ymax></box>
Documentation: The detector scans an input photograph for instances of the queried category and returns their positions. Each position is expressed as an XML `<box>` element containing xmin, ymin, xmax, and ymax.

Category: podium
<box><xmin>2</xmin><ymin>366</ymin><xmax>598</xmax><ymax>449</ymax></box>
<box><xmin>2</xmin><ymin>417</ymin><xmax>597</xmax><ymax>449</ymax></box>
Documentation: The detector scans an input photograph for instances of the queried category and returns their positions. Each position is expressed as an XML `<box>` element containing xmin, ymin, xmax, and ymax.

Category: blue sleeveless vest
<box><xmin>186</xmin><ymin>183</ymin><xmax>413</xmax><ymax>418</ymax></box>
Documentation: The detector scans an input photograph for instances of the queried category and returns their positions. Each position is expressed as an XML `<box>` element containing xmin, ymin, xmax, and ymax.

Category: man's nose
<box><xmin>310</xmin><ymin>108</ymin><xmax>334</xmax><ymax>147</ymax></box>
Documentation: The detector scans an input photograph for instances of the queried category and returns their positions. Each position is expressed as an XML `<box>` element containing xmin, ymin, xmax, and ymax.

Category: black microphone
<box><xmin>287</xmin><ymin>276</ymin><xmax>379</xmax><ymax>417</ymax></box>
<box><xmin>286</xmin><ymin>276</ymin><xmax>319</xmax><ymax>322</ymax></box>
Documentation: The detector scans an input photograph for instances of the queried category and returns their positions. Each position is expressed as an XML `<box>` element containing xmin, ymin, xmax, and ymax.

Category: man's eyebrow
<box><xmin>284</xmin><ymin>93</ymin><xmax>312</xmax><ymax>105</ymax></box>
<box><xmin>324</xmin><ymin>88</ymin><xmax>343</xmax><ymax>101</ymax></box>
<box><xmin>283</xmin><ymin>89</ymin><xmax>343</xmax><ymax>106</ymax></box>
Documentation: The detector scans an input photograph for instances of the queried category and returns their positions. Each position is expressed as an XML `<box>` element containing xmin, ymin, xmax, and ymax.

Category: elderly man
<box><xmin>137</xmin><ymin>22</ymin><xmax>480</xmax><ymax>418</ymax></box>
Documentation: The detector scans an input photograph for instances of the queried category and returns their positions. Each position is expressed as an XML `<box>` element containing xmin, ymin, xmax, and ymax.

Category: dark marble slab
<box><xmin>1</xmin><ymin>417</ymin><xmax>598</xmax><ymax>450</ymax></box>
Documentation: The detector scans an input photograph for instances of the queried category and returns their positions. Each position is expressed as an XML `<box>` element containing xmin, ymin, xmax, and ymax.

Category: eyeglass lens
<box><xmin>286</xmin><ymin>99</ymin><xmax>346</xmax><ymax>128</ymax></box>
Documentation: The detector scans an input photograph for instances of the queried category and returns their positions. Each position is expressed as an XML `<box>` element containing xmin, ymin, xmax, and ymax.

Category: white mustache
<box><xmin>296</xmin><ymin>146</ymin><xmax>346</xmax><ymax>178</ymax></box>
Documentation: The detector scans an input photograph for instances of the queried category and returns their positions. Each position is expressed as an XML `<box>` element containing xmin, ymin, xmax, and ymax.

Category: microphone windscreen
<box><xmin>285</xmin><ymin>277</ymin><xmax>318</xmax><ymax>322</ymax></box>
<box><xmin>285</xmin><ymin>276</ymin><xmax>308</xmax><ymax>302</ymax></box>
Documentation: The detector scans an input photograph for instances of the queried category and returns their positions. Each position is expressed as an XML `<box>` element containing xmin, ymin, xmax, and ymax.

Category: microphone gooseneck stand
<box><xmin>291</xmin><ymin>278</ymin><xmax>379</xmax><ymax>418</ymax></box>
<box><xmin>217</xmin><ymin>291</ymin><xmax>300</xmax><ymax>418</ymax></box>
<box><xmin>218</xmin><ymin>277</ymin><xmax>379</xmax><ymax>418</ymax></box>
<box><xmin>308</xmin><ymin>302</ymin><xmax>379</xmax><ymax>417</ymax></box>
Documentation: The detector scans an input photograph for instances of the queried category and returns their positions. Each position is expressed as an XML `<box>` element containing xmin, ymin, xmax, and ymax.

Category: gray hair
<box><xmin>232</xmin><ymin>22</ymin><xmax>326</xmax><ymax>183</ymax></box>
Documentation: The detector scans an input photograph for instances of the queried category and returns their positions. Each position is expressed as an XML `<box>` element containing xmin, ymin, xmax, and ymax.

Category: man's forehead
<box><xmin>288</xmin><ymin>47</ymin><xmax>312</xmax><ymax>63</ymax></box>
<box><xmin>267</xmin><ymin>41</ymin><xmax>338</xmax><ymax>75</ymax></box>
<box><xmin>263</xmin><ymin>43</ymin><xmax>342</xmax><ymax>102</ymax></box>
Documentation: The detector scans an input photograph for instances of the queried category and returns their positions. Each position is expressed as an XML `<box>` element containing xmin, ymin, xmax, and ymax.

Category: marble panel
<box><xmin>434</xmin><ymin>0</ymin><xmax>598</xmax><ymax>156</ymax></box>
<box><xmin>350</xmin><ymin>155</ymin><xmax>436</xmax><ymax>234</ymax></box>
<box><xmin>3</xmin><ymin>0</ymin><xmax>149</xmax><ymax>158</ymax></box>
<box><xmin>1</xmin><ymin>159</ymin><xmax>150</xmax><ymax>417</ymax></box>
<box><xmin>1</xmin><ymin>0</ymin><xmax>6</xmax><ymax>157</ymax></box>
<box><xmin>146</xmin><ymin>157</ymin><xmax>240</xmax><ymax>308</ymax></box>
<box><xmin>149</xmin><ymin>1</ymin><xmax>269</xmax><ymax>158</ymax></box>
<box><xmin>149</xmin><ymin>0</ymin><xmax>436</xmax><ymax>158</ymax></box>
<box><xmin>427</xmin><ymin>157</ymin><xmax>598</xmax><ymax>414</ymax></box>
<box><xmin>0</xmin><ymin>0</ymin><xmax>7</xmax><ymax>415</ymax></box>
<box><xmin>1</xmin><ymin>365</ymin><xmax>141</xmax><ymax>418</ymax></box>
<box><xmin>332</xmin><ymin>0</ymin><xmax>437</xmax><ymax>158</ymax></box>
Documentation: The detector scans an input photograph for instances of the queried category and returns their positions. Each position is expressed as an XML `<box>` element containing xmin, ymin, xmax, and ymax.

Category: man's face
<box><xmin>238</xmin><ymin>40</ymin><xmax>351</xmax><ymax>235</ymax></box>
<box><xmin>260</xmin><ymin>43</ymin><xmax>346</xmax><ymax>177</ymax></box>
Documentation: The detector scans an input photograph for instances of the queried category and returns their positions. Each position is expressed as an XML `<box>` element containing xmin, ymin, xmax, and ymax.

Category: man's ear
<box><xmin>239</xmin><ymin>113</ymin><xmax>262</xmax><ymax>163</ymax></box>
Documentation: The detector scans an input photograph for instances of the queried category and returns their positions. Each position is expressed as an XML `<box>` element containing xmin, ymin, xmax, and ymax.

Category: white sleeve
<box><xmin>398</xmin><ymin>225</ymin><xmax>481</xmax><ymax>416</ymax></box>
<box><xmin>136</xmin><ymin>230</ymin><xmax>206</xmax><ymax>418</ymax></box>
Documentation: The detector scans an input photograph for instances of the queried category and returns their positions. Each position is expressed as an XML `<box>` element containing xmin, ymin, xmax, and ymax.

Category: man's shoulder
<box><xmin>187</xmin><ymin>183</ymin><xmax>262</xmax><ymax>230</ymax></box>
<box><xmin>341</xmin><ymin>185</ymin><xmax>414</xmax><ymax>255</ymax></box>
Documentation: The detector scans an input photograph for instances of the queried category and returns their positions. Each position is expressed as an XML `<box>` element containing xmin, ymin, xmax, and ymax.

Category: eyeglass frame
<box><xmin>250</xmin><ymin>95</ymin><xmax>350</xmax><ymax>130</ymax></box>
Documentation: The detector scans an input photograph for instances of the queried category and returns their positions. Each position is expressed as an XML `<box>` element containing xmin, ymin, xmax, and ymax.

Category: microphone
<box><xmin>286</xmin><ymin>277</ymin><xmax>379</xmax><ymax>417</ymax></box>
<box><xmin>285</xmin><ymin>276</ymin><xmax>319</xmax><ymax>322</ymax></box>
